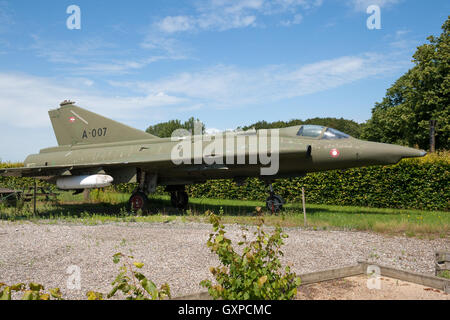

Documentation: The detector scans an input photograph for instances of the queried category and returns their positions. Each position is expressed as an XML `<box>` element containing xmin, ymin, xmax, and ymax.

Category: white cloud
<box><xmin>383</xmin><ymin>29</ymin><xmax>418</xmax><ymax>50</ymax></box>
<box><xmin>68</xmin><ymin>57</ymin><xmax>171</xmax><ymax>75</ymax></box>
<box><xmin>31</xmin><ymin>35</ymin><xmax>117</xmax><ymax>64</ymax></box>
<box><xmin>111</xmin><ymin>52</ymin><xmax>407</xmax><ymax>109</ymax></box>
<box><xmin>154</xmin><ymin>0</ymin><xmax>321</xmax><ymax>33</ymax></box>
<box><xmin>31</xmin><ymin>35</ymin><xmax>185</xmax><ymax>75</ymax></box>
<box><xmin>0</xmin><ymin>73</ymin><xmax>185</xmax><ymax>129</ymax></box>
<box><xmin>155</xmin><ymin>12</ymin><xmax>257</xmax><ymax>34</ymax></box>
<box><xmin>0</xmin><ymin>52</ymin><xmax>406</xmax><ymax>130</ymax></box>
<box><xmin>157</xmin><ymin>16</ymin><xmax>196</xmax><ymax>33</ymax></box>
<box><xmin>0</xmin><ymin>1</ymin><xmax>13</xmax><ymax>33</ymax></box>
<box><xmin>144</xmin><ymin>0</ymin><xmax>322</xmax><ymax>58</ymax></box>
<box><xmin>280</xmin><ymin>13</ymin><xmax>303</xmax><ymax>26</ymax></box>
<box><xmin>140</xmin><ymin>36</ymin><xmax>189</xmax><ymax>59</ymax></box>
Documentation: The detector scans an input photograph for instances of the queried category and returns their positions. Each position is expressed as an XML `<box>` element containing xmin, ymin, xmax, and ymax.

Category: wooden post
<box><xmin>83</xmin><ymin>189</ymin><xmax>91</xmax><ymax>202</ymax></box>
<box><xmin>429</xmin><ymin>120</ymin><xmax>437</xmax><ymax>153</ymax></box>
<box><xmin>302</xmin><ymin>187</ymin><xmax>307</xmax><ymax>226</ymax></box>
<box><xmin>33</xmin><ymin>180</ymin><xmax>37</xmax><ymax>217</ymax></box>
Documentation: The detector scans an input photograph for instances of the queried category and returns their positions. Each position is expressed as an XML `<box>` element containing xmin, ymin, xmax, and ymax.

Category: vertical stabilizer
<box><xmin>49</xmin><ymin>101</ymin><xmax>159</xmax><ymax>146</ymax></box>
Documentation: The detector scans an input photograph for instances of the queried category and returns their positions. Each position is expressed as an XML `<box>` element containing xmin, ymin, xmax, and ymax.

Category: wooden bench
<box><xmin>21</xmin><ymin>186</ymin><xmax>59</xmax><ymax>203</ymax></box>
<box><xmin>0</xmin><ymin>188</ymin><xmax>22</xmax><ymax>205</ymax></box>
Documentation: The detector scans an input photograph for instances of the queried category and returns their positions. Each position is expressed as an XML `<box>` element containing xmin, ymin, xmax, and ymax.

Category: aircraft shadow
<box><xmin>0</xmin><ymin>197</ymin><xmax>402</xmax><ymax>220</ymax></box>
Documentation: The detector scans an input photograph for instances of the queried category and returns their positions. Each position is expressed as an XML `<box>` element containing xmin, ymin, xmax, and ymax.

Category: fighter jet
<box><xmin>0</xmin><ymin>101</ymin><xmax>427</xmax><ymax>213</ymax></box>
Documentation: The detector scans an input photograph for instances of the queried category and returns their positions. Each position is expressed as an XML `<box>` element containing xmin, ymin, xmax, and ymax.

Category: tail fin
<box><xmin>49</xmin><ymin>101</ymin><xmax>159</xmax><ymax>146</ymax></box>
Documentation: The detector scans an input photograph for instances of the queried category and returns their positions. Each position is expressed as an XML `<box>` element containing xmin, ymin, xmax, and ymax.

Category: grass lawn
<box><xmin>0</xmin><ymin>191</ymin><xmax>448</xmax><ymax>239</ymax></box>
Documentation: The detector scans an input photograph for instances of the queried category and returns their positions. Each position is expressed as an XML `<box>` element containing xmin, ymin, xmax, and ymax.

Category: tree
<box><xmin>361</xmin><ymin>16</ymin><xmax>450</xmax><ymax>150</ymax></box>
<box><xmin>146</xmin><ymin>117</ymin><xmax>205</xmax><ymax>138</ymax></box>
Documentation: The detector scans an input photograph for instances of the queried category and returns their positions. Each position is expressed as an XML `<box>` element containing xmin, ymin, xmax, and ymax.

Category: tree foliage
<box><xmin>361</xmin><ymin>16</ymin><xmax>450</xmax><ymax>150</ymax></box>
<box><xmin>146</xmin><ymin>117</ymin><xmax>205</xmax><ymax>138</ymax></box>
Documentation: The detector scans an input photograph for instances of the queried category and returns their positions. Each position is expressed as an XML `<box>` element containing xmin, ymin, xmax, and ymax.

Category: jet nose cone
<box><xmin>358</xmin><ymin>141</ymin><xmax>428</xmax><ymax>165</ymax></box>
<box><xmin>400</xmin><ymin>147</ymin><xmax>427</xmax><ymax>159</ymax></box>
<box><xmin>382</xmin><ymin>145</ymin><xmax>428</xmax><ymax>164</ymax></box>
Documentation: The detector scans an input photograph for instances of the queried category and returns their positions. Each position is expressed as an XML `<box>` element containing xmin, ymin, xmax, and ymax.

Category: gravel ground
<box><xmin>0</xmin><ymin>220</ymin><xmax>448</xmax><ymax>300</ymax></box>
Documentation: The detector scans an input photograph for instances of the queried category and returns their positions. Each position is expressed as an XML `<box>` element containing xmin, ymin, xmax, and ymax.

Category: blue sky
<box><xmin>0</xmin><ymin>0</ymin><xmax>448</xmax><ymax>161</ymax></box>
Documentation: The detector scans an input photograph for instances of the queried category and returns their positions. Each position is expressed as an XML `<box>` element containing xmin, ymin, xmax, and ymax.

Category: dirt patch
<box><xmin>297</xmin><ymin>275</ymin><xmax>449</xmax><ymax>300</ymax></box>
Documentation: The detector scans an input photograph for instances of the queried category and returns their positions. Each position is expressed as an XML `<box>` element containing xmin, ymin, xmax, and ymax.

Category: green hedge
<box><xmin>0</xmin><ymin>163</ymin><xmax>54</xmax><ymax>191</ymax></box>
<box><xmin>184</xmin><ymin>155</ymin><xmax>449</xmax><ymax>211</ymax></box>
<box><xmin>1</xmin><ymin>154</ymin><xmax>449</xmax><ymax>211</ymax></box>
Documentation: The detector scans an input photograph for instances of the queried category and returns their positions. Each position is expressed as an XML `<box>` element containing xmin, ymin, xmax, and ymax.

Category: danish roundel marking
<box><xmin>330</xmin><ymin>149</ymin><xmax>340</xmax><ymax>158</ymax></box>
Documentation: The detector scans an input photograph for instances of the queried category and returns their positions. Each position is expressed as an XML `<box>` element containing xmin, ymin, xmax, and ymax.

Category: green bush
<box><xmin>200</xmin><ymin>212</ymin><xmax>301</xmax><ymax>300</ymax></box>
<box><xmin>106</xmin><ymin>253</ymin><xmax>171</xmax><ymax>300</ymax></box>
<box><xmin>0</xmin><ymin>162</ymin><xmax>55</xmax><ymax>191</ymax></box>
<box><xmin>187</xmin><ymin>154</ymin><xmax>449</xmax><ymax>211</ymax></box>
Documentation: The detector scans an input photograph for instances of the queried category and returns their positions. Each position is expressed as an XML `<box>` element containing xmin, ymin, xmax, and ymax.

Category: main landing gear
<box><xmin>266</xmin><ymin>184</ymin><xmax>284</xmax><ymax>214</ymax></box>
<box><xmin>129</xmin><ymin>191</ymin><xmax>149</xmax><ymax>213</ymax></box>
<box><xmin>127</xmin><ymin>169</ymin><xmax>190</xmax><ymax>213</ymax></box>
<box><xmin>167</xmin><ymin>186</ymin><xmax>189</xmax><ymax>210</ymax></box>
<box><xmin>128</xmin><ymin>169</ymin><xmax>157</xmax><ymax>214</ymax></box>
<box><xmin>128</xmin><ymin>187</ymin><xmax>189</xmax><ymax>213</ymax></box>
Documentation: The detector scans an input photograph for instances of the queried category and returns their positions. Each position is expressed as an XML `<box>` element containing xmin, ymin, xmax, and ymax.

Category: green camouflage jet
<box><xmin>0</xmin><ymin>101</ymin><xmax>427</xmax><ymax>212</ymax></box>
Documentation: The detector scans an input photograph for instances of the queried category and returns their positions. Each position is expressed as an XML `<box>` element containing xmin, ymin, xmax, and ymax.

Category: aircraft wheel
<box><xmin>170</xmin><ymin>191</ymin><xmax>189</xmax><ymax>210</ymax></box>
<box><xmin>266</xmin><ymin>195</ymin><xmax>284</xmax><ymax>214</ymax></box>
<box><xmin>129</xmin><ymin>192</ymin><xmax>149</xmax><ymax>214</ymax></box>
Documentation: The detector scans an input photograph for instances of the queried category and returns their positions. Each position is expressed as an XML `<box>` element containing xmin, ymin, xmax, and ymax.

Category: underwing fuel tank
<box><xmin>56</xmin><ymin>175</ymin><xmax>114</xmax><ymax>190</ymax></box>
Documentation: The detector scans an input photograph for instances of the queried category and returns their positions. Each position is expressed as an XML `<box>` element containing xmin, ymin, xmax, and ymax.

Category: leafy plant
<box><xmin>0</xmin><ymin>282</ymin><xmax>62</xmax><ymax>300</ymax></box>
<box><xmin>200</xmin><ymin>212</ymin><xmax>301</xmax><ymax>300</ymax></box>
<box><xmin>106</xmin><ymin>253</ymin><xmax>171</xmax><ymax>300</ymax></box>
<box><xmin>86</xmin><ymin>291</ymin><xmax>104</xmax><ymax>300</ymax></box>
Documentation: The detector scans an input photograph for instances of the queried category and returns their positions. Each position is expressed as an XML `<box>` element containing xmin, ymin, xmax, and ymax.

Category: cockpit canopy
<box><xmin>297</xmin><ymin>125</ymin><xmax>350</xmax><ymax>140</ymax></box>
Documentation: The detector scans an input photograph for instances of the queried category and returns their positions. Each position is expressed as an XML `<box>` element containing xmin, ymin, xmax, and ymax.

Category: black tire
<box><xmin>129</xmin><ymin>192</ymin><xmax>149</xmax><ymax>214</ymax></box>
<box><xmin>170</xmin><ymin>191</ymin><xmax>189</xmax><ymax>210</ymax></box>
<box><xmin>266</xmin><ymin>195</ymin><xmax>284</xmax><ymax>214</ymax></box>
<box><xmin>170</xmin><ymin>192</ymin><xmax>177</xmax><ymax>207</ymax></box>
